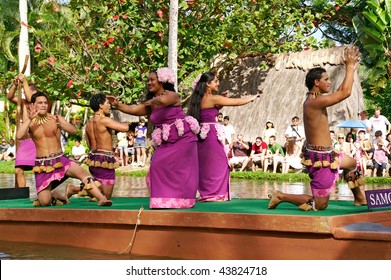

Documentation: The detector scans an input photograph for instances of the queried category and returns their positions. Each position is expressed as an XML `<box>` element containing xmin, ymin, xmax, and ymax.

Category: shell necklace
<box><xmin>32</xmin><ymin>113</ymin><xmax>51</xmax><ymax>125</ymax></box>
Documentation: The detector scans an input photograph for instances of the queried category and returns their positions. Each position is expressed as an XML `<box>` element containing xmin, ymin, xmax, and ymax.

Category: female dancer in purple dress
<box><xmin>187</xmin><ymin>72</ymin><xmax>260</xmax><ymax>202</ymax></box>
<box><xmin>109</xmin><ymin>67</ymin><xmax>200</xmax><ymax>208</ymax></box>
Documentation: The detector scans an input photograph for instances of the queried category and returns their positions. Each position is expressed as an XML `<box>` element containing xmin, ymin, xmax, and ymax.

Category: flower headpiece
<box><xmin>192</xmin><ymin>73</ymin><xmax>202</xmax><ymax>89</ymax></box>
<box><xmin>156</xmin><ymin>67</ymin><xmax>175</xmax><ymax>85</ymax></box>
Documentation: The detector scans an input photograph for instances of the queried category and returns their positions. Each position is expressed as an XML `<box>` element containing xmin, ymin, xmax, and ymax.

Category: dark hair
<box><xmin>217</xmin><ymin>112</ymin><xmax>223</xmax><ymax>117</ymax></box>
<box><xmin>292</xmin><ymin>116</ymin><xmax>299</xmax><ymax>121</ymax></box>
<box><xmin>224</xmin><ymin>116</ymin><xmax>230</xmax><ymax>121</ymax></box>
<box><xmin>31</xmin><ymin>91</ymin><xmax>48</xmax><ymax>104</ymax></box>
<box><xmin>269</xmin><ymin>135</ymin><xmax>276</xmax><ymax>140</ymax></box>
<box><xmin>186</xmin><ymin>72</ymin><xmax>216</xmax><ymax>122</ymax></box>
<box><xmin>375</xmin><ymin>130</ymin><xmax>383</xmax><ymax>137</ymax></box>
<box><xmin>266</xmin><ymin>121</ymin><xmax>274</xmax><ymax>128</ymax></box>
<box><xmin>256</xmin><ymin>136</ymin><xmax>263</xmax><ymax>141</ymax></box>
<box><xmin>144</xmin><ymin>70</ymin><xmax>176</xmax><ymax>102</ymax></box>
<box><xmin>90</xmin><ymin>93</ymin><xmax>107</xmax><ymax>112</ymax></box>
<box><xmin>305</xmin><ymin>67</ymin><xmax>326</xmax><ymax>91</ymax></box>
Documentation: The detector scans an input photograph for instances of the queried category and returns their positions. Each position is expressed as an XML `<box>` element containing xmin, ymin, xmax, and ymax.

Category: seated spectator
<box><xmin>3</xmin><ymin>139</ymin><xmax>16</xmax><ymax>161</ymax></box>
<box><xmin>229</xmin><ymin>133</ymin><xmax>249</xmax><ymax>171</ymax></box>
<box><xmin>0</xmin><ymin>138</ymin><xmax>10</xmax><ymax>161</ymax></box>
<box><xmin>71</xmin><ymin>138</ymin><xmax>87</xmax><ymax>163</ymax></box>
<box><xmin>373</xmin><ymin>130</ymin><xmax>389</xmax><ymax>149</ymax></box>
<box><xmin>284</xmin><ymin>116</ymin><xmax>305</xmax><ymax>149</ymax></box>
<box><xmin>263</xmin><ymin>135</ymin><xmax>285</xmax><ymax>173</ymax></box>
<box><xmin>353</xmin><ymin>141</ymin><xmax>370</xmax><ymax>176</ymax></box>
<box><xmin>330</xmin><ymin>130</ymin><xmax>338</xmax><ymax>148</ymax></box>
<box><xmin>240</xmin><ymin>136</ymin><xmax>267</xmax><ymax>171</ymax></box>
<box><xmin>281</xmin><ymin>138</ymin><xmax>302</xmax><ymax>173</ymax></box>
<box><xmin>335</xmin><ymin>133</ymin><xmax>354</xmax><ymax>156</ymax></box>
<box><xmin>262</xmin><ymin>120</ymin><xmax>276</xmax><ymax>144</ymax></box>
<box><xmin>373</xmin><ymin>140</ymin><xmax>390</xmax><ymax>177</ymax></box>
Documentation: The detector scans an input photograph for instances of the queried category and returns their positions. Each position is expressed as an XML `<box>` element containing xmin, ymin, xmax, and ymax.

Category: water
<box><xmin>0</xmin><ymin>173</ymin><xmax>389</xmax><ymax>259</ymax></box>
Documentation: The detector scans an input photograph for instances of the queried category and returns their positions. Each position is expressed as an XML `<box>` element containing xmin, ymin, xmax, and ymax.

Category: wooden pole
<box><xmin>14</xmin><ymin>55</ymin><xmax>29</xmax><ymax>188</ymax></box>
<box><xmin>15</xmin><ymin>55</ymin><xmax>29</xmax><ymax>151</ymax></box>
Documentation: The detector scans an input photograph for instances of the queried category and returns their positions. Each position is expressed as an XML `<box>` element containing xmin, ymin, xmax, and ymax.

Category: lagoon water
<box><xmin>0</xmin><ymin>173</ymin><xmax>389</xmax><ymax>259</ymax></box>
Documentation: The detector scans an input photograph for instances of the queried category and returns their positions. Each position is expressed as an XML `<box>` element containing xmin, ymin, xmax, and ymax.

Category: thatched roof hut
<box><xmin>217</xmin><ymin>46</ymin><xmax>364</xmax><ymax>145</ymax></box>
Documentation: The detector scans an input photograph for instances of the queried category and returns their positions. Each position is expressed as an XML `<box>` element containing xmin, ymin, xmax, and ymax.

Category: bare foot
<box><xmin>268</xmin><ymin>191</ymin><xmax>282</xmax><ymax>209</ymax></box>
<box><xmin>98</xmin><ymin>199</ymin><xmax>113</xmax><ymax>206</ymax></box>
<box><xmin>51</xmin><ymin>189</ymin><xmax>69</xmax><ymax>204</ymax></box>
<box><xmin>65</xmin><ymin>184</ymin><xmax>80</xmax><ymax>199</ymax></box>
<box><xmin>354</xmin><ymin>198</ymin><xmax>367</xmax><ymax>206</ymax></box>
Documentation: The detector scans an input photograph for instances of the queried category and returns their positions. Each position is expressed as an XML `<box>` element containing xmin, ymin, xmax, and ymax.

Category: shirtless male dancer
<box><xmin>16</xmin><ymin>91</ymin><xmax>112</xmax><ymax>206</ymax></box>
<box><xmin>7</xmin><ymin>74</ymin><xmax>37</xmax><ymax>188</ymax></box>
<box><xmin>84</xmin><ymin>93</ymin><xmax>131</xmax><ymax>199</ymax></box>
<box><xmin>268</xmin><ymin>46</ymin><xmax>367</xmax><ymax>211</ymax></box>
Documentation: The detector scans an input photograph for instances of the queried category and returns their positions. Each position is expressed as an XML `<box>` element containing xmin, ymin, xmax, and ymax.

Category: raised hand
<box><xmin>107</xmin><ymin>95</ymin><xmax>119</xmax><ymax>107</ymax></box>
<box><xmin>343</xmin><ymin>45</ymin><xmax>361</xmax><ymax>69</ymax></box>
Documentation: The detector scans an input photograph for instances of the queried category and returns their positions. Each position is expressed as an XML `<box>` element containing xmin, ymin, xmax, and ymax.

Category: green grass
<box><xmin>2</xmin><ymin>160</ymin><xmax>391</xmax><ymax>185</ymax></box>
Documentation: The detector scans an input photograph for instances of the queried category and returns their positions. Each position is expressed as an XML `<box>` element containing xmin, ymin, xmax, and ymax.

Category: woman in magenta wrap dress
<box><xmin>109</xmin><ymin>67</ymin><xmax>199</xmax><ymax>208</ymax></box>
<box><xmin>187</xmin><ymin>72</ymin><xmax>260</xmax><ymax>202</ymax></box>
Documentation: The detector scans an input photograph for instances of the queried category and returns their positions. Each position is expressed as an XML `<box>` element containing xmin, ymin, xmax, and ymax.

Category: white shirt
<box><xmin>370</xmin><ymin>115</ymin><xmax>390</xmax><ymax>139</ymax></box>
<box><xmin>72</xmin><ymin>145</ymin><xmax>86</xmax><ymax>157</ymax></box>
<box><xmin>6</xmin><ymin>145</ymin><xmax>16</xmax><ymax>156</ymax></box>
<box><xmin>284</xmin><ymin>125</ymin><xmax>305</xmax><ymax>146</ymax></box>
<box><xmin>223</xmin><ymin>124</ymin><xmax>235</xmax><ymax>145</ymax></box>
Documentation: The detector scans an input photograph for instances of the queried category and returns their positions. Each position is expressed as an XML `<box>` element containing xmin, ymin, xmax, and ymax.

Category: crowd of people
<box><xmin>1</xmin><ymin>45</ymin><xmax>376</xmax><ymax>211</ymax></box>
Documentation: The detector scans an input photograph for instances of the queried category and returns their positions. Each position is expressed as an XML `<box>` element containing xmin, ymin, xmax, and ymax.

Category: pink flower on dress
<box><xmin>151</xmin><ymin>127</ymin><xmax>162</xmax><ymax>147</ymax></box>
<box><xmin>192</xmin><ymin>73</ymin><xmax>202</xmax><ymax>89</ymax></box>
<box><xmin>199</xmin><ymin>123</ymin><xmax>210</xmax><ymax>139</ymax></box>
<box><xmin>215</xmin><ymin>123</ymin><xmax>226</xmax><ymax>143</ymax></box>
<box><xmin>162</xmin><ymin>124</ymin><xmax>171</xmax><ymax>141</ymax></box>
<box><xmin>156</xmin><ymin>67</ymin><xmax>175</xmax><ymax>84</ymax></box>
<box><xmin>175</xmin><ymin>119</ymin><xmax>184</xmax><ymax>137</ymax></box>
<box><xmin>185</xmin><ymin>116</ymin><xmax>200</xmax><ymax>134</ymax></box>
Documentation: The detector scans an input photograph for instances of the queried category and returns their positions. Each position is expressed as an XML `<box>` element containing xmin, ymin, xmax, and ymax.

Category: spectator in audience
<box><xmin>329</xmin><ymin>130</ymin><xmax>338</xmax><ymax>148</ymax></box>
<box><xmin>223</xmin><ymin>115</ymin><xmax>235</xmax><ymax>157</ymax></box>
<box><xmin>369</xmin><ymin>108</ymin><xmax>390</xmax><ymax>140</ymax></box>
<box><xmin>373</xmin><ymin>130</ymin><xmax>389</xmax><ymax>149</ymax></box>
<box><xmin>3</xmin><ymin>139</ymin><xmax>16</xmax><ymax>161</ymax></box>
<box><xmin>134</xmin><ymin>117</ymin><xmax>147</xmax><ymax>167</ymax></box>
<box><xmin>335</xmin><ymin>133</ymin><xmax>354</xmax><ymax>156</ymax></box>
<box><xmin>229</xmin><ymin>133</ymin><xmax>249</xmax><ymax>171</ymax></box>
<box><xmin>216</xmin><ymin>112</ymin><xmax>223</xmax><ymax>124</ymax></box>
<box><xmin>373</xmin><ymin>140</ymin><xmax>389</xmax><ymax>177</ymax></box>
<box><xmin>359</xmin><ymin>110</ymin><xmax>372</xmax><ymax>138</ymax></box>
<box><xmin>282</xmin><ymin>137</ymin><xmax>302</xmax><ymax>173</ymax></box>
<box><xmin>240</xmin><ymin>136</ymin><xmax>267</xmax><ymax>171</ymax></box>
<box><xmin>71</xmin><ymin>137</ymin><xmax>87</xmax><ymax>163</ymax></box>
<box><xmin>263</xmin><ymin>135</ymin><xmax>285</xmax><ymax>173</ymax></box>
<box><xmin>117</xmin><ymin>131</ymin><xmax>129</xmax><ymax>167</ymax></box>
<box><xmin>284</xmin><ymin>116</ymin><xmax>306</xmax><ymax>149</ymax></box>
<box><xmin>127</xmin><ymin>132</ymin><xmax>136</xmax><ymax>166</ymax></box>
<box><xmin>0</xmin><ymin>138</ymin><xmax>10</xmax><ymax>160</ymax></box>
<box><xmin>262</xmin><ymin>120</ymin><xmax>276</xmax><ymax>144</ymax></box>
<box><xmin>353</xmin><ymin>141</ymin><xmax>370</xmax><ymax>177</ymax></box>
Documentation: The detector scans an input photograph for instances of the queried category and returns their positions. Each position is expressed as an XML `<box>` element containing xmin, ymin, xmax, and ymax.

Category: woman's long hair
<box><xmin>285</xmin><ymin>138</ymin><xmax>296</xmax><ymax>155</ymax></box>
<box><xmin>187</xmin><ymin>72</ymin><xmax>215</xmax><ymax>122</ymax></box>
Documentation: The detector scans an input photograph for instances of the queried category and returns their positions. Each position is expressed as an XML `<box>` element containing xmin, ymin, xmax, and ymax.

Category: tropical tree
<box><xmin>26</xmin><ymin>0</ymin><xmax>349</xmax><ymax>106</ymax></box>
<box><xmin>353</xmin><ymin>0</ymin><xmax>391</xmax><ymax>117</ymax></box>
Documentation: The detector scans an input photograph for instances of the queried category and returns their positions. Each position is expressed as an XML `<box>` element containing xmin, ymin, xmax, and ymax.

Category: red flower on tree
<box><xmin>67</xmin><ymin>80</ymin><xmax>73</xmax><ymax>88</ymax></box>
<box><xmin>103</xmin><ymin>38</ymin><xmax>115</xmax><ymax>47</ymax></box>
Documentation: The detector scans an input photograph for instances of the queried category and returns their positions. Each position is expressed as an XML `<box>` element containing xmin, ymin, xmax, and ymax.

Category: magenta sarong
<box><xmin>34</xmin><ymin>153</ymin><xmax>74</xmax><ymax>193</ymax></box>
<box><xmin>305</xmin><ymin>145</ymin><xmax>342</xmax><ymax>197</ymax></box>
<box><xmin>148</xmin><ymin>106</ymin><xmax>198</xmax><ymax>209</ymax></box>
<box><xmin>88</xmin><ymin>150</ymin><xmax>116</xmax><ymax>186</ymax></box>
<box><xmin>197</xmin><ymin>108</ymin><xmax>230</xmax><ymax>201</ymax></box>
<box><xmin>15</xmin><ymin>139</ymin><xmax>36</xmax><ymax>168</ymax></box>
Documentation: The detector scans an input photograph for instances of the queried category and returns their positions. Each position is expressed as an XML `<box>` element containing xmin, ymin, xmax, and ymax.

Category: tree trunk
<box><xmin>168</xmin><ymin>0</ymin><xmax>178</xmax><ymax>90</ymax></box>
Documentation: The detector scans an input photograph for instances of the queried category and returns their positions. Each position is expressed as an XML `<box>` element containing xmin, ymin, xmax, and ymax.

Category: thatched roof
<box><xmin>218</xmin><ymin>46</ymin><xmax>364</xmax><ymax>145</ymax></box>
